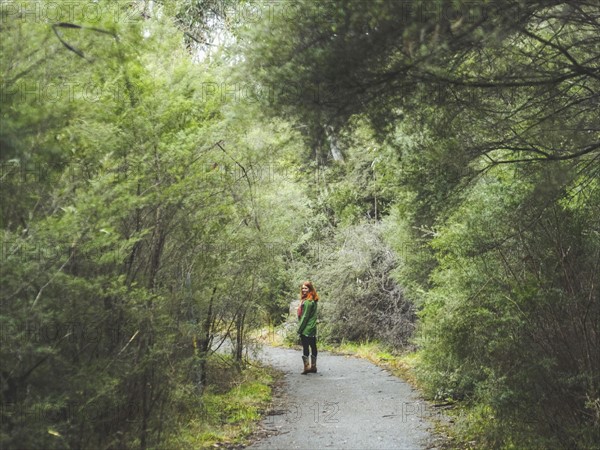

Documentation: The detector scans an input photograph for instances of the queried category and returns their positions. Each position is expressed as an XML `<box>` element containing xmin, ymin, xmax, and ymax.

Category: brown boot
<box><xmin>310</xmin><ymin>355</ymin><xmax>317</xmax><ymax>373</ymax></box>
<box><xmin>301</xmin><ymin>356</ymin><xmax>310</xmax><ymax>375</ymax></box>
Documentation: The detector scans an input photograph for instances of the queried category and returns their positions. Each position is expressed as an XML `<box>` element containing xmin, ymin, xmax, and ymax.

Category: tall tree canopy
<box><xmin>241</xmin><ymin>0</ymin><xmax>599</xmax><ymax>163</ymax></box>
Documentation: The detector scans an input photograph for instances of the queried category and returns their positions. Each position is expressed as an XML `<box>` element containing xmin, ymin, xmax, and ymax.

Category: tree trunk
<box><xmin>198</xmin><ymin>286</ymin><xmax>217</xmax><ymax>389</ymax></box>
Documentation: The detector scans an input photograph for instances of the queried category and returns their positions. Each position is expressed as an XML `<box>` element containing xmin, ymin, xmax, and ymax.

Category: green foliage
<box><xmin>278</xmin><ymin>118</ymin><xmax>418</xmax><ymax>350</ymax></box>
<box><xmin>238</xmin><ymin>1</ymin><xmax>600</xmax><ymax>448</ymax></box>
<box><xmin>164</xmin><ymin>355</ymin><xmax>274</xmax><ymax>449</ymax></box>
<box><xmin>314</xmin><ymin>221</ymin><xmax>415</xmax><ymax>348</ymax></box>
<box><xmin>414</xmin><ymin>165</ymin><xmax>600</xmax><ymax>447</ymax></box>
<box><xmin>1</xmin><ymin>1</ymin><xmax>304</xmax><ymax>448</ymax></box>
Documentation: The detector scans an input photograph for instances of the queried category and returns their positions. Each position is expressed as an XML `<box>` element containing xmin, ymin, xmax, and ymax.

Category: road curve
<box><xmin>247</xmin><ymin>345</ymin><xmax>439</xmax><ymax>450</ymax></box>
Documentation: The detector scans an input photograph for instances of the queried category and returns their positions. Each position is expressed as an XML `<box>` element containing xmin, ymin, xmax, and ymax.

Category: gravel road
<box><xmin>246</xmin><ymin>345</ymin><xmax>441</xmax><ymax>450</ymax></box>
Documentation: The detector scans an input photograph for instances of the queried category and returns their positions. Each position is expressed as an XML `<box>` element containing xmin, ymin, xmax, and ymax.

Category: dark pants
<box><xmin>300</xmin><ymin>335</ymin><xmax>317</xmax><ymax>358</ymax></box>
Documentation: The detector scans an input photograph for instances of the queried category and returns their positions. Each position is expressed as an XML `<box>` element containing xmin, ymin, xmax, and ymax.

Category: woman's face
<box><xmin>301</xmin><ymin>285</ymin><xmax>309</xmax><ymax>295</ymax></box>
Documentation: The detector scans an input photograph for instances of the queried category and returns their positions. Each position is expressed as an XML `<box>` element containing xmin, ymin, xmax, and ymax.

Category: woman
<box><xmin>297</xmin><ymin>281</ymin><xmax>319</xmax><ymax>375</ymax></box>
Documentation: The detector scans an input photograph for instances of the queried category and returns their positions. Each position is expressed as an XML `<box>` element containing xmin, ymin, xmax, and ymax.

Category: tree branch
<box><xmin>52</xmin><ymin>22</ymin><xmax>118</xmax><ymax>62</ymax></box>
<box><xmin>485</xmin><ymin>141</ymin><xmax>600</xmax><ymax>164</ymax></box>
<box><xmin>521</xmin><ymin>28</ymin><xmax>600</xmax><ymax>81</ymax></box>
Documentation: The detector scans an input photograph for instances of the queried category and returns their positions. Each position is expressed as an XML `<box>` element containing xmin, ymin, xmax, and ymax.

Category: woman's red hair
<box><xmin>300</xmin><ymin>281</ymin><xmax>319</xmax><ymax>301</ymax></box>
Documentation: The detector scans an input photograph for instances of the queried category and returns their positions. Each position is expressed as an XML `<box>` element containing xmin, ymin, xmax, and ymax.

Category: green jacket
<box><xmin>298</xmin><ymin>299</ymin><xmax>317</xmax><ymax>337</ymax></box>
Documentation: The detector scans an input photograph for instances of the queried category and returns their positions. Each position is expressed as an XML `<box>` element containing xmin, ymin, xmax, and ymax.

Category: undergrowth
<box><xmin>163</xmin><ymin>355</ymin><xmax>276</xmax><ymax>449</ymax></box>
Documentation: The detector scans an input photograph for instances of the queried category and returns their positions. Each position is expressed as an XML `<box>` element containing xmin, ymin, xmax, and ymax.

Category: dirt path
<box><xmin>247</xmin><ymin>345</ymin><xmax>441</xmax><ymax>450</ymax></box>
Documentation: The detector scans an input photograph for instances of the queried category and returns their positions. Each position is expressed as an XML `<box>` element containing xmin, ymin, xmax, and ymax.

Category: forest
<box><xmin>1</xmin><ymin>1</ymin><xmax>599</xmax><ymax>449</ymax></box>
